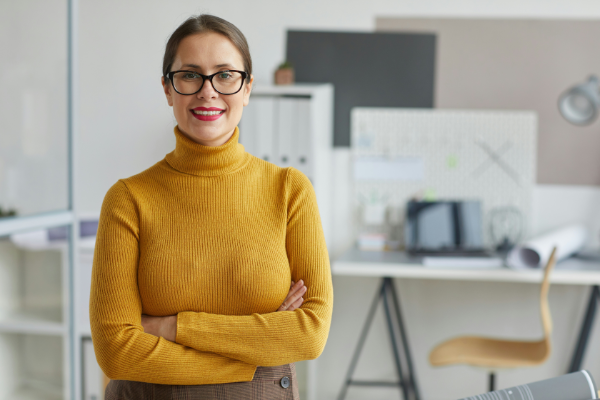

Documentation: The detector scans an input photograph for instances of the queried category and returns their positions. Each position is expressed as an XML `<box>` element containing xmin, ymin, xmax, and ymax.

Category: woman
<box><xmin>89</xmin><ymin>14</ymin><xmax>333</xmax><ymax>400</ymax></box>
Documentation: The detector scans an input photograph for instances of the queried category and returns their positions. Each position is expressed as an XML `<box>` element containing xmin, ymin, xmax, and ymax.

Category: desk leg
<box><xmin>569</xmin><ymin>285</ymin><xmax>600</xmax><ymax>373</ymax></box>
<box><xmin>387</xmin><ymin>278</ymin><xmax>420</xmax><ymax>400</ymax></box>
<box><xmin>337</xmin><ymin>277</ymin><xmax>420</xmax><ymax>400</ymax></box>
<box><xmin>337</xmin><ymin>280</ymin><xmax>384</xmax><ymax>400</ymax></box>
<box><xmin>382</xmin><ymin>279</ymin><xmax>410</xmax><ymax>400</ymax></box>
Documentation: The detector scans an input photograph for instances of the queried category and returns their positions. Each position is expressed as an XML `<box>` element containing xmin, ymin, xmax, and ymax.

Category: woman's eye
<box><xmin>218</xmin><ymin>72</ymin><xmax>232</xmax><ymax>79</ymax></box>
<box><xmin>183</xmin><ymin>73</ymin><xmax>200</xmax><ymax>79</ymax></box>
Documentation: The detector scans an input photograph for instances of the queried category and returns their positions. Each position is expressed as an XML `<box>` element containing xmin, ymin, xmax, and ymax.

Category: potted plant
<box><xmin>274</xmin><ymin>61</ymin><xmax>294</xmax><ymax>85</ymax></box>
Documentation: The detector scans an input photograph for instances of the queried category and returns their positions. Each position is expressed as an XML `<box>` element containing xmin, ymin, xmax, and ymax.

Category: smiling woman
<box><xmin>89</xmin><ymin>14</ymin><xmax>333</xmax><ymax>400</ymax></box>
<box><xmin>160</xmin><ymin>26</ymin><xmax>252</xmax><ymax>147</ymax></box>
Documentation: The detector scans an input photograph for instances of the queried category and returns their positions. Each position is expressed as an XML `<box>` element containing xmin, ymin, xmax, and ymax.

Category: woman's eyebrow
<box><xmin>215</xmin><ymin>63</ymin><xmax>235</xmax><ymax>68</ymax></box>
<box><xmin>182</xmin><ymin>63</ymin><xmax>201</xmax><ymax>69</ymax></box>
<box><xmin>181</xmin><ymin>63</ymin><xmax>236</xmax><ymax>70</ymax></box>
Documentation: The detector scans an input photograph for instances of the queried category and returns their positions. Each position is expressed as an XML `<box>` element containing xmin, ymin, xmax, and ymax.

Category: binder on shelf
<box><xmin>276</xmin><ymin>97</ymin><xmax>295</xmax><ymax>169</ymax></box>
<box><xmin>239</xmin><ymin>99</ymin><xmax>257</xmax><ymax>156</ymax></box>
<box><xmin>254</xmin><ymin>97</ymin><xmax>276</xmax><ymax>163</ymax></box>
<box><xmin>293</xmin><ymin>98</ymin><xmax>312</xmax><ymax>178</ymax></box>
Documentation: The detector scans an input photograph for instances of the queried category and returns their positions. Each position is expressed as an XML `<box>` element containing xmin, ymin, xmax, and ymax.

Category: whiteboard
<box><xmin>352</xmin><ymin>108</ymin><xmax>537</xmax><ymax>246</ymax></box>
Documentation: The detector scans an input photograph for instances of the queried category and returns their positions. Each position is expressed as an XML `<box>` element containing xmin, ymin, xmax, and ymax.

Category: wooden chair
<box><xmin>429</xmin><ymin>247</ymin><xmax>558</xmax><ymax>392</ymax></box>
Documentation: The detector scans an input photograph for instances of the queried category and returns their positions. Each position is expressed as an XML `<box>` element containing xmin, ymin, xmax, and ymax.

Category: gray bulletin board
<box><xmin>286</xmin><ymin>31</ymin><xmax>436</xmax><ymax>147</ymax></box>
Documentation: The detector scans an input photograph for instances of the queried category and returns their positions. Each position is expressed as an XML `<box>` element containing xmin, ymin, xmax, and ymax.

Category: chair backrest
<box><xmin>540</xmin><ymin>247</ymin><xmax>558</xmax><ymax>339</ymax></box>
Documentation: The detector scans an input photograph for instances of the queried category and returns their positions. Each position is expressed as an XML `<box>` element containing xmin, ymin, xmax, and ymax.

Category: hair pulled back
<box><xmin>163</xmin><ymin>14</ymin><xmax>252</xmax><ymax>82</ymax></box>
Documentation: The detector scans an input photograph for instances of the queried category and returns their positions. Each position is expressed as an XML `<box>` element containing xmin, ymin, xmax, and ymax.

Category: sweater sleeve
<box><xmin>175</xmin><ymin>168</ymin><xmax>334</xmax><ymax>366</ymax></box>
<box><xmin>89</xmin><ymin>180</ymin><xmax>257</xmax><ymax>384</ymax></box>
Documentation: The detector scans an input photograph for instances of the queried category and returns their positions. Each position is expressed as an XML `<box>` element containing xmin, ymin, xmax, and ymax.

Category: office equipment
<box><xmin>458</xmin><ymin>370</ymin><xmax>598</xmax><ymax>400</ymax></box>
<box><xmin>352</xmin><ymin>108</ymin><xmax>537</xmax><ymax>246</ymax></box>
<box><xmin>286</xmin><ymin>31</ymin><xmax>436</xmax><ymax>147</ymax></box>
<box><xmin>559</xmin><ymin>76</ymin><xmax>600</xmax><ymax>126</ymax></box>
<box><xmin>430</xmin><ymin>248</ymin><xmax>556</xmax><ymax>391</ymax></box>
<box><xmin>239</xmin><ymin>84</ymin><xmax>333</xmax><ymax>253</ymax></box>
<box><xmin>508</xmin><ymin>225</ymin><xmax>588</xmax><ymax>269</ymax></box>
<box><xmin>405</xmin><ymin>200</ymin><xmax>485</xmax><ymax>254</ymax></box>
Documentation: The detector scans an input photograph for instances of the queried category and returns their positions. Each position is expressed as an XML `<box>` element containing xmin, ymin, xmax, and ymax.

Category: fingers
<box><xmin>287</xmin><ymin>296</ymin><xmax>304</xmax><ymax>311</ymax></box>
<box><xmin>287</xmin><ymin>280</ymin><xmax>304</xmax><ymax>298</ymax></box>
<box><xmin>278</xmin><ymin>280</ymin><xmax>307</xmax><ymax>311</ymax></box>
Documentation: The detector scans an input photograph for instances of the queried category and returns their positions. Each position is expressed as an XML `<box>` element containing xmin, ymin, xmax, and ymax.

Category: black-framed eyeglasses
<box><xmin>165</xmin><ymin>70</ymin><xmax>248</xmax><ymax>95</ymax></box>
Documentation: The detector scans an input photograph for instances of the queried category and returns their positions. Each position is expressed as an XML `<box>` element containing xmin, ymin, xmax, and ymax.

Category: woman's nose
<box><xmin>196</xmin><ymin>78</ymin><xmax>218</xmax><ymax>99</ymax></box>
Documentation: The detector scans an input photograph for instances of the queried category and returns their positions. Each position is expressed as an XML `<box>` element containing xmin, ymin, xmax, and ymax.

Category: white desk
<box><xmin>331</xmin><ymin>249</ymin><xmax>600</xmax><ymax>400</ymax></box>
<box><xmin>333</xmin><ymin>248</ymin><xmax>600</xmax><ymax>285</ymax></box>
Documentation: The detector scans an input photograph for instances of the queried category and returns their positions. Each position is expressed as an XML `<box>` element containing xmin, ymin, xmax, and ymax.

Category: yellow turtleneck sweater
<box><xmin>89</xmin><ymin>126</ymin><xmax>333</xmax><ymax>385</ymax></box>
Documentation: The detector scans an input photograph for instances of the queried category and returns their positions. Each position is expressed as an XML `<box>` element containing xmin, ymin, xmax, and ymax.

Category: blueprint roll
<box><xmin>507</xmin><ymin>224</ymin><xmax>588</xmax><ymax>269</ymax></box>
<box><xmin>458</xmin><ymin>370</ymin><xmax>597</xmax><ymax>400</ymax></box>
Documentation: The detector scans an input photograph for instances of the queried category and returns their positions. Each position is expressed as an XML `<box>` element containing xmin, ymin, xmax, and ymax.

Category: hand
<box><xmin>278</xmin><ymin>280</ymin><xmax>307</xmax><ymax>311</ymax></box>
<box><xmin>141</xmin><ymin>314</ymin><xmax>177</xmax><ymax>342</ymax></box>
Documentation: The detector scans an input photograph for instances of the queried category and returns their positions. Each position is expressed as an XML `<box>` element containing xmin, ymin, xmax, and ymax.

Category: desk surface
<box><xmin>332</xmin><ymin>249</ymin><xmax>600</xmax><ymax>285</ymax></box>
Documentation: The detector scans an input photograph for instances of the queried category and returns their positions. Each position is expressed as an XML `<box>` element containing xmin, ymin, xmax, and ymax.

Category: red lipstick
<box><xmin>191</xmin><ymin>107</ymin><xmax>225</xmax><ymax>121</ymax></box>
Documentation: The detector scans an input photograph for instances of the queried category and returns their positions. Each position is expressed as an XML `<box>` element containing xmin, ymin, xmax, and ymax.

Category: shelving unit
<box><xmin>0</xmin><ymin>234</ymin><xmax>72</xmax><ymax>400</ymax></box>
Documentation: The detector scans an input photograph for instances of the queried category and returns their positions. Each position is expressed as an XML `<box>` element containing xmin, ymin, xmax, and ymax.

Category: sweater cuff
<box><xmin>175</xmin><ymin>311</ymin><xmax>196</xmax><ymax>347</ymax></box>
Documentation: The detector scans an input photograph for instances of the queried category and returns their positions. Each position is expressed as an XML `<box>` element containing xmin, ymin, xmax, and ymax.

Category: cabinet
<box><xmin>239</xmin><ymin>84</ymin><xmax>334</xmax><ymax>400</ymax></box>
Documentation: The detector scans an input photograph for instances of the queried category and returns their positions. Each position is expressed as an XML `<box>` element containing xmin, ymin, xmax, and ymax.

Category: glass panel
<box><xmin>0</xmin><ymin>0</ymin><xmax>68</xmax><ymax>217</ymax></box>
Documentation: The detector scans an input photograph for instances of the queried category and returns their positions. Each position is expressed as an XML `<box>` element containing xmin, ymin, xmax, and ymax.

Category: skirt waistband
<box><xmin>105</xmin><ymin>363</ymin><xmax>299</xmax><ymax>400</ymax></box>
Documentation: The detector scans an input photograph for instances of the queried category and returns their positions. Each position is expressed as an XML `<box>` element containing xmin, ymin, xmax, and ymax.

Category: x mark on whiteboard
<box><xmin>473</xmin><ymin>141</ymin><xmax>521</xmax><ymax>186</ymax></box>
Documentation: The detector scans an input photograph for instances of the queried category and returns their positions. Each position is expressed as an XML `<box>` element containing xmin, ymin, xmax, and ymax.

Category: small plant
<box><xmin>274</xmin><ymin>61</ymin><xmax>295</xmax><ymax>85</ymax></box>
<box><xmin>277</xmin><ymin>61</ymin><xmax>293</xmax><ymax>70</ymax></box>
<box><xmin>0</xmin><ymin>206</ymin><xmax>17</xmax><ymax>218</ymax></box>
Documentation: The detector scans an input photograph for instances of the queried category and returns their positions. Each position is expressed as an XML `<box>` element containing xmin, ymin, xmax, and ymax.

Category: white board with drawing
<box><xmin>352</xmin><ymin>108</ymin><xmax>537</xmax><ymax>246</ymax></box>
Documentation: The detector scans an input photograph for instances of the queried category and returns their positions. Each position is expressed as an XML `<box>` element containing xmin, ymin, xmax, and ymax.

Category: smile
<box><xmin>192</xmin><ymin>110</ymin><xmax>224</xmax><ymax>116</ymax></box>
<box><xmin>190</xmin><ymin>107</ymin><xmax>225</xmax><ymax>121</ymax></box>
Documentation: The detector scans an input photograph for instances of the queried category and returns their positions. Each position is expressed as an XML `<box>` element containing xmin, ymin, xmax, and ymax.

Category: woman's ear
<box><xmin>162</xmin><ymin>76</ymin><xmax>174</xmax><ymax>107</ymax></box>
<box><xmin>242</xmin><ymin>75</ymin><xmax>253</xmax><ymax>107</ymax></box>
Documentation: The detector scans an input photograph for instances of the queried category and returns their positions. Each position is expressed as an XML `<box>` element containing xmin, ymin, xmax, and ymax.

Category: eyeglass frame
<box><xmin>164</xmin><ymin>69</ymin><xmax>249</xmax><ymax>96</ymax></box>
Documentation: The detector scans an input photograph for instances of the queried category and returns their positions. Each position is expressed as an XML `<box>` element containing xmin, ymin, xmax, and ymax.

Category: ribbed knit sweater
<box><xmin>89</xmin><ymin>126</ymin><xmax>333</xmax><ymax>385</ymax></box>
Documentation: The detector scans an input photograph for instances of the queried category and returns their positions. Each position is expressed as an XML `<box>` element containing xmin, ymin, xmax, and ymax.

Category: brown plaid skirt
<box><xmin>104</xmin><ymin>364</ymin><xmax>299</xmax><ymax>400</ymax></box>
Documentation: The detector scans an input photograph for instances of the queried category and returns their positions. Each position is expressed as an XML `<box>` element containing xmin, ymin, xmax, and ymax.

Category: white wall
<box><xmin>76</xmin><ymin>1</ymin><xmax>600</xmax><ymax>399</ymax></box>
<box><xmin>78</xmin><ymin>0</ymin><xmax>600</xmax><ymax>212</ymax></box>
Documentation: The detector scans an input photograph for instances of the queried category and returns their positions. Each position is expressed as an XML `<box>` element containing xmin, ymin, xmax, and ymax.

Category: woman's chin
<box><xmin>184</xmin><ymin>126</ymin><xmax>233</xmax><ymax>146</ymax></box>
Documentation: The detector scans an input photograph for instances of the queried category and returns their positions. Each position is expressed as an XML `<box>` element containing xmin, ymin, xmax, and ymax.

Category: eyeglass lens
<box><xmin>172</xmin><ymin>71</ymin><xmax>244</xmax><ymax>95</ymax></box>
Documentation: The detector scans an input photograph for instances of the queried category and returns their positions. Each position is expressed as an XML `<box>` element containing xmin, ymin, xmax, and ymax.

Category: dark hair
<box><xmin>163</xmin><ymin>14</ymin><xmax>252</xmax><ymax>83</ymax></box>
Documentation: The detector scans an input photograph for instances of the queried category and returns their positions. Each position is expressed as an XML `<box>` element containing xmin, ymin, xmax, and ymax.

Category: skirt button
<box><xmin>280</xmin><ymin>376</ymin><xmax>290</xmax><ymax>389</ymax></box>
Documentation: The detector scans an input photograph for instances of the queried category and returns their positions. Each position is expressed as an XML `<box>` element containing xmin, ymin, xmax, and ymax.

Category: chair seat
<box><xmin>429</xmin><ymin>336</ymin><xmax>550</xmax><ymax>369</ymax></box>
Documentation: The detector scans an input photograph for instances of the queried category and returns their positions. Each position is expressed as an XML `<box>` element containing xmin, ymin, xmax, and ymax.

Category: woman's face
<box><xmin>162</xmin><ymin>32</ymin><xmax>253</xmax><ymax>146</ymax></box>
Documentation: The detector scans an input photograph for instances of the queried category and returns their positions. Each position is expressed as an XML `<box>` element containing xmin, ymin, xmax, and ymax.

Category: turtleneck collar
<box><xmin>165</xmin><ymin>126</ymin><xmax>249</xmax><ymax>177</ymax></box>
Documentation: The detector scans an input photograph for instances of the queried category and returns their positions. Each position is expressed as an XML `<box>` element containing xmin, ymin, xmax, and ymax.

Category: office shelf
<box><xmin>0</xmin><ymin>312</ymin><xmax>65</xmax><ymax>336</ymax></box>
<box><xmin>0</xmin><ymin>211</ymin><xmax>73</xmax><ymax>237</ymax></box>
<box><xmin>5</xmin><ymin>386</ymin><xmax>63</xmax><ymax>400</ymax></box>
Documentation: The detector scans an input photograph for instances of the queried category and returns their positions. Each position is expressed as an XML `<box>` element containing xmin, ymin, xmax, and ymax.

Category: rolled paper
<box><xmin>507</xmin><ymin>224</ymin><xmax>588</xmax><ymax>269</ymax></box>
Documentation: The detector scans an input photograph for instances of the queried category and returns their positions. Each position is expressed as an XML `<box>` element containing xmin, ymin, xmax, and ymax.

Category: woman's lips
<box><xmin>191</xmin><ymin>107</ymin><xmax>224</xmax><ymax>121</ymax></box>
